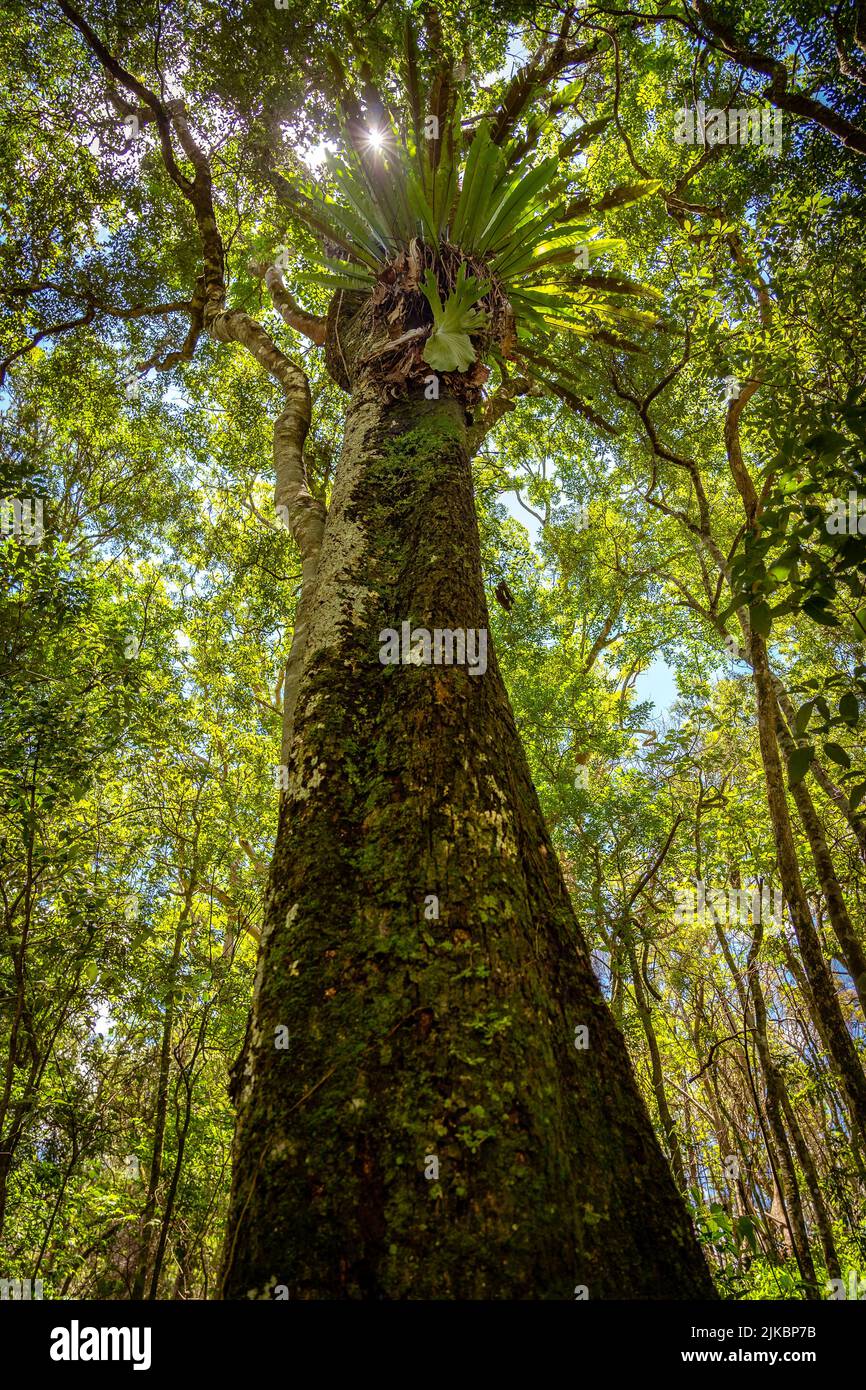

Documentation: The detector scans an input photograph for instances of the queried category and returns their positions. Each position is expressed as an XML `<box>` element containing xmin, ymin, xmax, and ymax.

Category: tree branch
<box><xmin>249</xmin><ymin>261</ymin><xmax>327</xmax><ymax>346</ymax></box>
<box><xmin>686</xmin><ymin>0</ymin><xmax>866</xmax><ymax>156</ymax></box>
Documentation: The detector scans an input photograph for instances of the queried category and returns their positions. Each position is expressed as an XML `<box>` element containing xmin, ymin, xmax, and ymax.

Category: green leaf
<box><xmin>823</xmin><ymin>741</ymin><xmax>851</xmax><ymax>769</ymax></box>
<box><xmin>303</xmin><ymin>266</ymin><xmax>374</xmax><ymax>292</ymax></box>
<box><xmin>748</xmin><ymin>600</ymin><xmax>772</xmax><ymax>637</ymax></box>
<box><xmin>451</xmin><ymin>123</ymin><xmax>505</xmax><ymax>247</ymax></box>
<box><xmin>787</xmin><ymin>746</ymin><xmax>814</xmax><ymax>786</ymax></box>
<box><xmin>802</xmin><ymin>598</ymin><xmax>839</xmax><ymax>627</ymax></box>
<box><xmin>423</xmin><ymin>330</ymin><xmax>475</xmax><ymax>371</ymax></box>
<box><xmin>478</xmin><ymin>156</ymin><xmax>559</xmax><ymax>255</ymax></box>
<box><xmin>793</xmin><ymin>700</ymin><xmax>815</xmax><ymax>736</ymax></box>
<box><xmin>839</xmin><ymin>693</ymin><xmax>860</xmax><ymax>725</ymax></box>
<box><xmin>803</xmin><ymin>428</ymin><xmax>849</xmax><ymax>457</ymax></box>
<box><xmin>406</xmin><ymin>170</ymin><xmax>439</xmax><ymax>243</ymax></box>
<box><xmin>736</xmin><ymin>1215</ymin><xmax>758</xmax><ymax>1254</ymax></box>
<box><xmin>768</xmin><ymin>557</ymin><xmax>796</xmax><ymax>581</ymax></box>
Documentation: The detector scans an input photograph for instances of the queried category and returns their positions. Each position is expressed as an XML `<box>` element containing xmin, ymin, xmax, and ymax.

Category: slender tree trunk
<box><xmin>773</xmin><ymin>701</ymin><xmax>866</xmax><ymax>1017</ymax></box>
<box><xmin>132</xmin><ymin>879</ymin><xmax>195</xmax><ymax>1299</ymax></box>
<box><xmin>625</xmin><ymin>939</ymin><xmax>687</xmax><ymax>1190</ymax></box>
<box><xmin>769</xmin><ymin>1179</ymin><xmax>795</xmax><ymax>1259</ymax></box>
<box><xmin>773</xmin><ymin>679</ymin><xmax>866</xmax><ymax>863</ymax></box>
<box><xmin>777</xmin><ymin>1084</ymin><xmax>841</xmax><ymax>1284</ymax></box>
<box><xmin>0</xmin><ymin>761</ymin><xmax>41</xmax><ymax>1240</ymax></box>
<box><xmin>705</xmin><ymin>1074</ymin><xmax>764</xmax><ymax>1237</ymax></box>
<box><xmin>220</xmin><ymin>380</ymin><xmax>714</xmax><ymax>1300</ymax></box>
<box><xmin>712</xmin><ymin>922</ymin><xmax>805</xmax><ymax>1269</ymax></box>
<box><xmin>34</xmin><ymin>1135</ymin><xmax>80</xmax><ymax>1280</ymax></box>
<box><xmin>749</xmin><ymin>632</ymin><xmax>866</xmax><ymax>1144</ymax></box>
<box><xmin>746</xmin><ymin>923</ymin><xmax>818</xmax><ymax>1296</ymax></box>
<box><xmin>147</xmin><ymin>1003</ymin><xmax>210</xmax><ymax>1299</ymax></box>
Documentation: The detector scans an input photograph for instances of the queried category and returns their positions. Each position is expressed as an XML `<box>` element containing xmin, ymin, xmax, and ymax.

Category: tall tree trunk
<box><xmin>712</xmin><ymin>922</ymin><xmax>807</xmax><ymax>1270</ymax></box>
<box><xmin>219</xmin><ymin>380</ymin><xmax>714</xmax><ymax>1300</ymax></box>
<box><xmin>773</xmin><ymin>678</ymin><xmax>866</xmax><ymax>864</ymax></box>
<box><xmin>772</xmin><ymin>700</ymin><xmax>866</xmax><ymax>1017</ymax></box>
<box><xmin>776</xmin><ymin>1084</ymin><xmax>841</xmax><ymax>1284</ymax></box>
<box><xmin>131</xmin><ymin>877</ymin><xmax>196</xmax><ymax>1299</ymax></box>
<box><xmin>148</xmin><ymin>1023</ymin><xmax>202</xmax><ymax>1300</ymax></box>
<box><xmin>746</xmin><ymin>923</ymin><xmax>818</xmax><ymax>1295</ymax></box>
<box><xmin>749</xmin><ymin>632</ymin><xmax>866</xmax><ymax>1144</ymax></box>
<box><xmin>625</xmin><ymin>938</ymin><xmax>687</xmax><ymax>1190</ymax></box>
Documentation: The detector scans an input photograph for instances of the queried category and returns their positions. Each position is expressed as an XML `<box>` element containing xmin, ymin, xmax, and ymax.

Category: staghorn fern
<box><xmin>421</xmin><ymin>266</ymin><xmax>489</xmax><ymax>372</ymax></box>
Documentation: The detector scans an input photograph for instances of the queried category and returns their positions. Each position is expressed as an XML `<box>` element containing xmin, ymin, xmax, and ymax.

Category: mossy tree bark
<box><xmin>219</xmin><ymin>357</ymin><xmax>714</xmax><ymax>1299</ymax></box>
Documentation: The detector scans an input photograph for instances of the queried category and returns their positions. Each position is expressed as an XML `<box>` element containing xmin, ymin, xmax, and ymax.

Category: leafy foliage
<box><xmin>2</xmin><ymin>0</ymin><xmax>866</xmax><ymax>1302</ymax></box>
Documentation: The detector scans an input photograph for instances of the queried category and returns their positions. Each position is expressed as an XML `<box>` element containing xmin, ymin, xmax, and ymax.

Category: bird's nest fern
<box><xmin>269</xmin><ymin>20</ymin><xmax>662</xmax><ymax>405</ymax></box>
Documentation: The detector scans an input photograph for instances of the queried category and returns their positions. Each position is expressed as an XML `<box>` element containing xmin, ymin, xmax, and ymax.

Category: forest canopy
<box><xmin>2</xmin><ymin>0</ymin><xmax>866</xmax><ymax>1303</ymax></box>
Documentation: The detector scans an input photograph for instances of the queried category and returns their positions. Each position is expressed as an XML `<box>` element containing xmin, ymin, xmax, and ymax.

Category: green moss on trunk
<box><xmin>220</xmin><ymin>381</ymin><xmax>715</xmax><ymax>1300</ymax></box>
